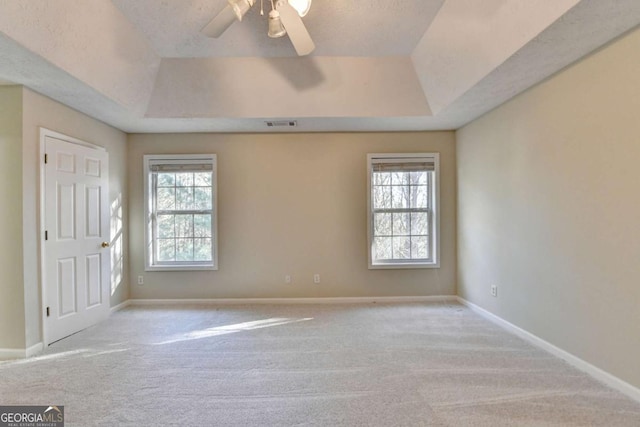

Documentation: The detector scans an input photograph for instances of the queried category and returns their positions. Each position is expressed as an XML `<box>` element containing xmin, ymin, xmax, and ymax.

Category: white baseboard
<box><xmin>110</xmin><ymin>299</ymin><xmax>131</xmax><ymax>313</ymax></box>
<box><xmin>457</xmin><ymin>297</ymin><xmax>640</xmax><ymax>403</ymax></box>
<box><xmin>128</xmin><ymin>295</ymin><xmax>457</xmax><ymax>306</ymax></box>
<box><xmin>25</xmin><ymin>342</ymin><xmax>43</xmax><ymax>358</ymax></box>
<box><xmin>0</xmin><ymin>342</ymin><xmax>43</xmax><ymax>360</ymax></box>
<box><xmin>0</xmin><ymin>348</ymin><xmax>26</xmax><ymax>360</ymax></box>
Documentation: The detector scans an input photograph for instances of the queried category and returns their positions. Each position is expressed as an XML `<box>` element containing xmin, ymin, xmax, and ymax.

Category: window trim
<box><xmin>143</xmin><ymin>154</ymin><xmax>218</xmax><ymax>271</ymax></box>
<box><xmin>367</xmin><ymin>153</ymin><xmax>440</xmax><ymax>269</ymax></box>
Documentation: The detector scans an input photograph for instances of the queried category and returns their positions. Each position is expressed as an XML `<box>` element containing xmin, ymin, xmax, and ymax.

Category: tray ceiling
<box><xmin>0</xmin><ymin>0</ymin><xmax>639</xmax><ymax>133</ymax></box>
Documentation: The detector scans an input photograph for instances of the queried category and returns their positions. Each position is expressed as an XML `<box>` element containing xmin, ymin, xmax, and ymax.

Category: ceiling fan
<box><xmin>202</xmin><ymin>0</ymin><xmax>315</xmax><ymax>56</ymax></box>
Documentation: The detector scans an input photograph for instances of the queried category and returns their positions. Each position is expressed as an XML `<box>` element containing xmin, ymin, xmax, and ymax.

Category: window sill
<box><xmin>145</xmin><ymin>265</ymin><xmax>218</xmax><ymax>272</ymax></box>
<box><xmin>368</xmin><ymin>262</ymin><xmax>439</xmax><ymax>270</ymax></box>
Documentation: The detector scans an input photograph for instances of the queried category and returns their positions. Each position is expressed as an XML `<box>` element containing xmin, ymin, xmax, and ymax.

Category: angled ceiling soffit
<box><xmin>0</xmin><ymin>0</ymin><xmax>160</xmax><ymax>115</ymax></box>
<box><xmin>145</xmin><ymin>56</ymin><xmax>431</xmax><ymax>119</ymax></box>
<box><xmin>411</xmin><ymin>0</ymin><xmax>581</xmax><ymax>115</ymax></box>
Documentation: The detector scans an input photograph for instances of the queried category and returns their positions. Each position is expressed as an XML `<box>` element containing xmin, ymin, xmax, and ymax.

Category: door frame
<box><xmin>39</xmin><ymin>127</ymin><xmax>107</xmax><ymax>346</ymax></box>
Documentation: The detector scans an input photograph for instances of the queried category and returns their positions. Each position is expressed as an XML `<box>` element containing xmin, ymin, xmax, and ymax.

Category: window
<box><xmin>367</xmin><ymin>153</ymin><xmax>439</xmax><ymax>268</ymax></box>
<box><xmin>144</xmin><ymin>155</ymin><xmax>217</xmax><ymax>270</ymax></box>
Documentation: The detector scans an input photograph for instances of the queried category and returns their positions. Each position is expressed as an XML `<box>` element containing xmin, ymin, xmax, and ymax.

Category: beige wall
<box><xmin>20</xmin><ymin>88</ymin><xmax>129</xmax><ymax>347</ymax></box>
<box><xmin>457</xmin><ymin>27</ymin><xmax>640</xmax><ymax>388</ymax></box>
<box><xmin>0</xmin><ymin>86</ymin><xmax>26</xmax><ymax>350</ymax></box>
<box><xmin>128</xmin><ymin>132</ymin><xmax>456</xmax><ymax>299</ymax></box>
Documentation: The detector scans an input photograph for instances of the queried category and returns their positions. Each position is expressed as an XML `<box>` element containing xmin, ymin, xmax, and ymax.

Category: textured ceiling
<box><xmin>0</xmin><ymin>0</ymin><xmax>639</xmax><ymax>133</ymax></box>
<box><xmin>111</xmin><ymin>0</ymin><xmax>444</xmax><ymax>57</ymax></box>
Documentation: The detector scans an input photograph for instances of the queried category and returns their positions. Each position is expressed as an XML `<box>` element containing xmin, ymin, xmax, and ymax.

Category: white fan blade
<box><xmin>202</xmin><ymin>4</ymin><xmax>237</xmax><ymax>38</ymax></box>
<box><xmin>276</xmin><ymin>0</ymin><xmax>315</xmax><ymax>56</ymax></box>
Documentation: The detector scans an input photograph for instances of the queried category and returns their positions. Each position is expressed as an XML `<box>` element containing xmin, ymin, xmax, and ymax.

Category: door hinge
<box><xmin>46</xmin><ymin>307</ymin><xmax>50</xmax><ymax>317</ymax></box>
<box><xmin>44</xmin><ymin>153</ymin><xmax>48</xmax><ymax>164</ymax></box>
<box><xmin>45</xmin><ymin>230</ymin><xmax>48</xmax><ymax>241</ymax></box>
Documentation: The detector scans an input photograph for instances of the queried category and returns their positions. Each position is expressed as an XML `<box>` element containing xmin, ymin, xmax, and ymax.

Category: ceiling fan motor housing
<box><xmin>231</xmin><ymin>0</ymin><xmax>255</xmax><ymax>21</ymax></box>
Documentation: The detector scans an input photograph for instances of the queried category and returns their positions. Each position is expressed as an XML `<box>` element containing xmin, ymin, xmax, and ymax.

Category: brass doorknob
<box><xmin>101</xmin><ymin>242</ymin><xmax>110</xmax><ymax>248</ymax></box>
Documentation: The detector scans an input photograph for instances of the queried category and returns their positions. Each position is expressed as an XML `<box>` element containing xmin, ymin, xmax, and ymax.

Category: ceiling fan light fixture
<box><xmin>287</xmin><ymin>0</ymin><xmax>312</xmax><ymax>17</ymax></box>
<box><xmin>268</xmin><ymin>10</ymin><xmax>287</xmax><ymax>38</ymax></box>
<box><xmin>230</xmin><ymin>0</ymin><xmax>255</xmax><ymax>21</ymax></box>
<box><xmin>203</xmin><ymin>0</ymin><xmax>314</xmax><ymax>56</ymax></box>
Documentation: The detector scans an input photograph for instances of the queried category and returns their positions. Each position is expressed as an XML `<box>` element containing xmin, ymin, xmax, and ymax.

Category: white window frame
<box><xmin>144</xmin><ymin>154</ymin><xmax>218</xmax><ymax>271</ymax></box>
<box><xmin>367</xmin><ymin>153</ymin><xmax>440</xmax><ymax>269</ymax></box>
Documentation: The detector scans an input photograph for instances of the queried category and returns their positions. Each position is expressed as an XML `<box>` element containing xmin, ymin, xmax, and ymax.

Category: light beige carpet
<box><xmin>1</xmin><ymin>302</ymin><xmax>639</xmax><ymax>426</ymax></box>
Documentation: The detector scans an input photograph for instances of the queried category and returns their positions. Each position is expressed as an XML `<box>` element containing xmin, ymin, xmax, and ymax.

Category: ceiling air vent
<box><xmin>265</xmin><ymin>120</ymin><xmax>297</xmax><ymax>128</ymax></box>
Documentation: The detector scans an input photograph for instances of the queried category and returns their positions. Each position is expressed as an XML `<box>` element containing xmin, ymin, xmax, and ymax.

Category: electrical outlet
<box><xmin>285</xmin><ymin>275</ymin><xmax>291</xmax><ymax>284</ymax></box>
<box><xmin>313</xmin><ymin>274</ymin><xmax>320</xmax><ymax>284</ymax></box>
<box><xmin>490</xmin><ymin>285</ymin><xmax>498</xmax><ymax>297</ymax></box>
<box><xmin>138</xmin><ymin>275</ymin><xmax>144</xmax><ymax>286</ymax></box>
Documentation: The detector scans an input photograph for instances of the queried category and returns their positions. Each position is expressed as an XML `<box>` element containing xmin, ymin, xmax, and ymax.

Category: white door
<box><xmin>43</xmin><ymin>134</ymin><xmax>110</xmax><ymax>344</ymax></box>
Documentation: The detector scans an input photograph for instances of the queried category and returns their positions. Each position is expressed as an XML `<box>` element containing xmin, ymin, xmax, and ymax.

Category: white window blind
<box><xmin>149</xmin><ymin>162</ymin><xmax>213</xmax><ymax>172</ymax></box>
